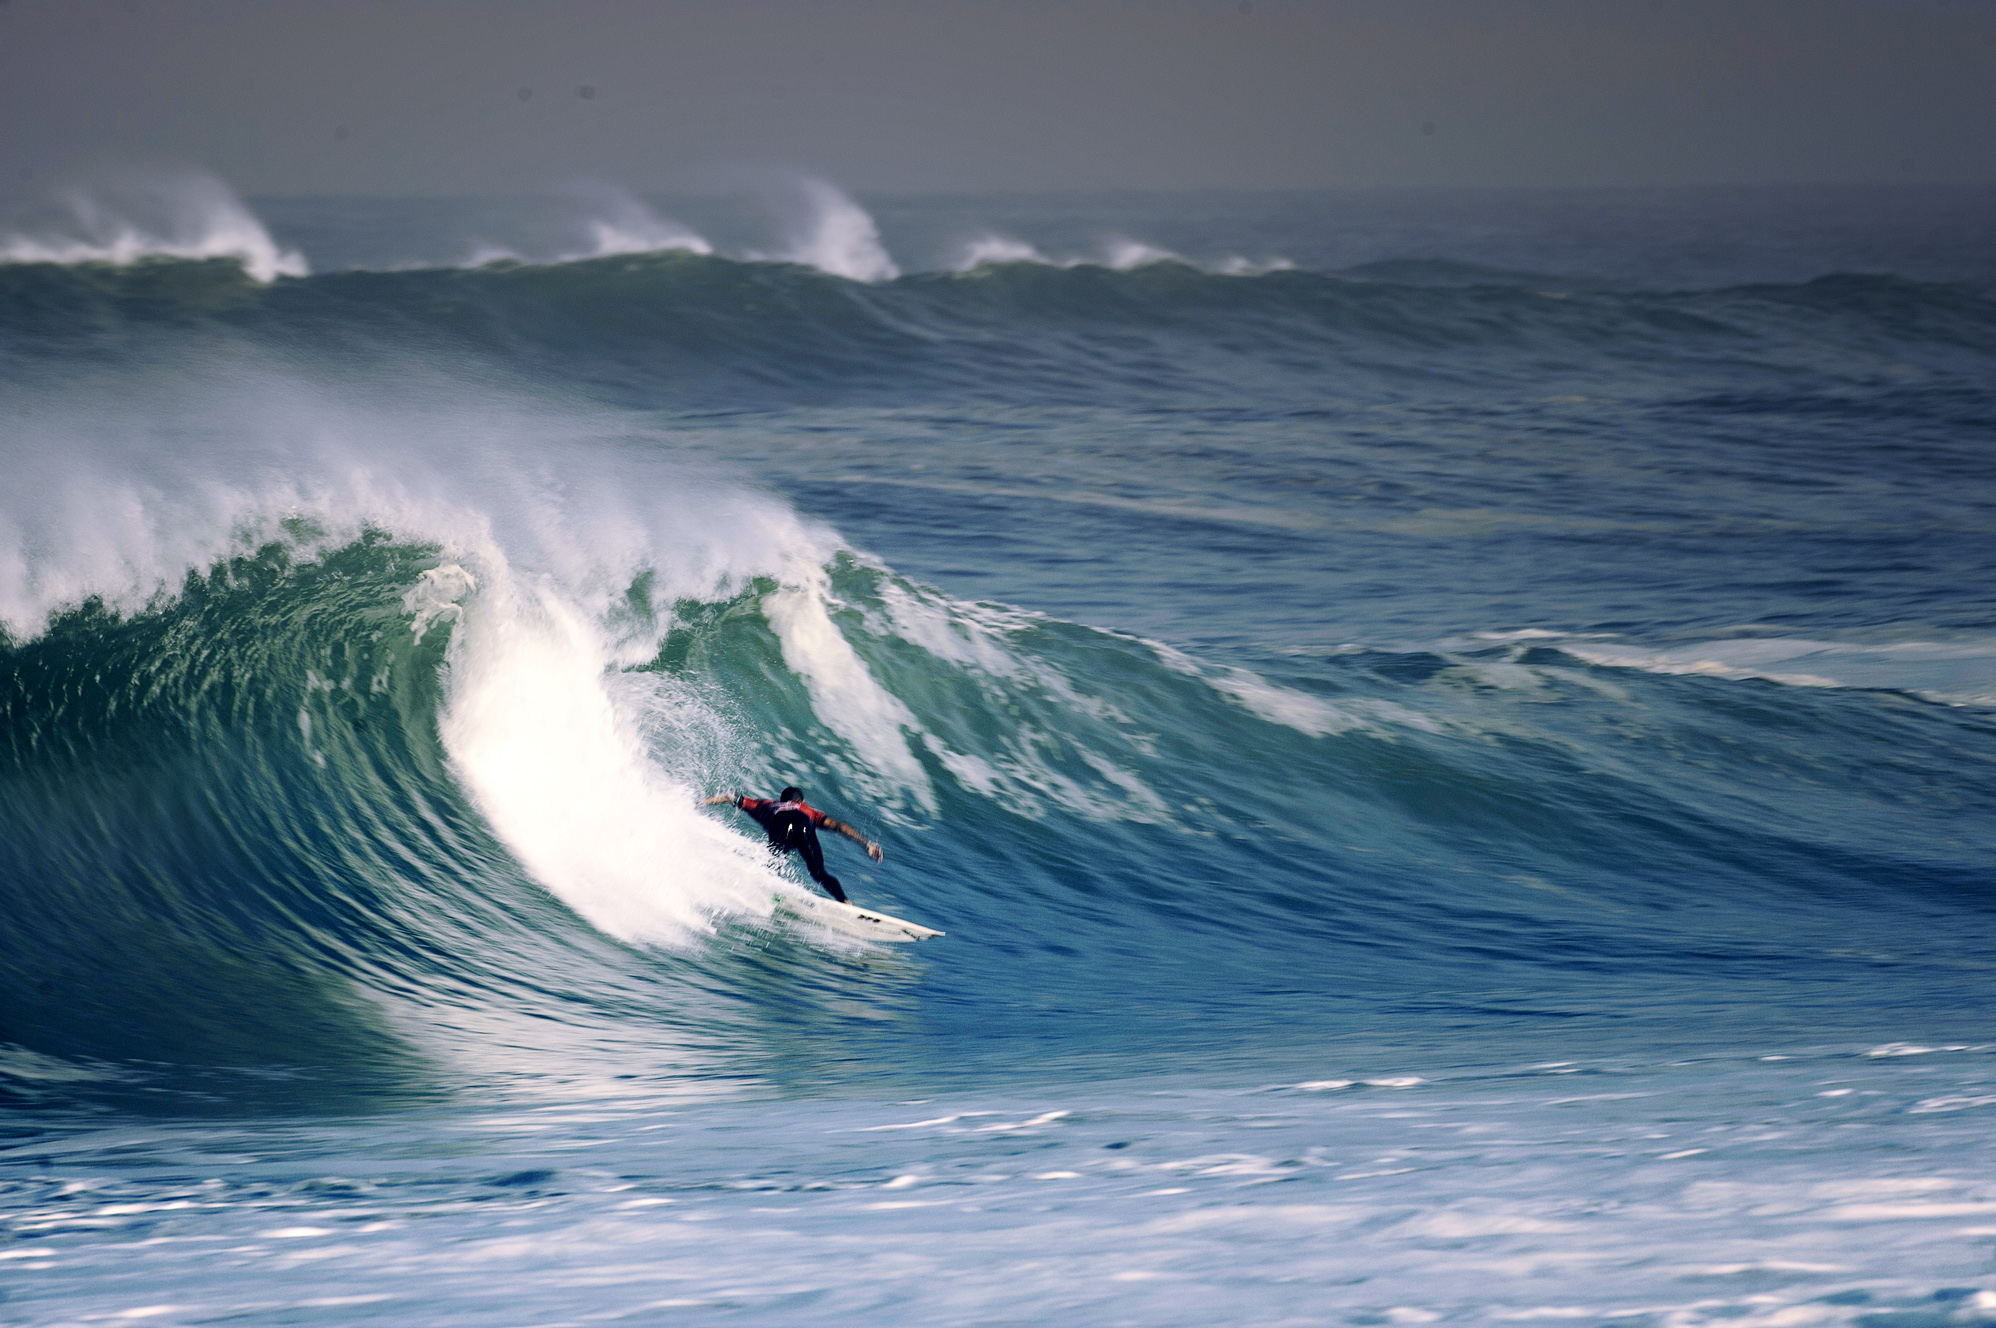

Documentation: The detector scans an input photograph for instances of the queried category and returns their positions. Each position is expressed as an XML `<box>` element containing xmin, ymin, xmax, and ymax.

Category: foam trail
<box><xmin>0</xmin><ymin>173</ymin><xmax>307</xmax><ymax>283</ymax></box>
<box><xmin>557</xmin><ymin>186</ymin><xmax>713</xmax><ymax>261</ymax></box>
<box><xmin>769</xmin><ymin>179</ymin><xmax>899</xmax><ymax>282</ymax></box>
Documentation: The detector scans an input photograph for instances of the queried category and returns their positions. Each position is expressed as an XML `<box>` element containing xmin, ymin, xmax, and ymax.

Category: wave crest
<box><xmin>756</xmin><ymin>177</ymin><xmax>900</xmax><ymax>282</ymax></box>
<box><xmin>0</xmin><ymin>172</ymin><xmax>308</xmax><ymax>283</ymax></box>
<box><xmin>554</xmin><ymin>185</ymin><xmax>713</xmax><ymax>262</ymax></box>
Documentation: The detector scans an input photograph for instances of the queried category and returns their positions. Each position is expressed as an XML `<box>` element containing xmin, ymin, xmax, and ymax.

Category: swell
<box><xmin>2</xmin><ymin>254</ymin><xmax>1991</xmax><ymax>409</ymax></box>
<box><xmin>8</xmin><ymin>518</ymin><xmax>1995</xmax><ymax>1112</ymax></box>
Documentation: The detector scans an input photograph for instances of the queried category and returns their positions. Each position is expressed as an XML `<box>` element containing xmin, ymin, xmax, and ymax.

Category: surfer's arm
<box><xmin>702</xmin><ymin>794</ymin><xmax>740</xmax><ymax>807</ymax></box>
<box><xmin>821</xmin><ymin>817</ymin><xmax>884</xmax><ymax>862</ymax></box>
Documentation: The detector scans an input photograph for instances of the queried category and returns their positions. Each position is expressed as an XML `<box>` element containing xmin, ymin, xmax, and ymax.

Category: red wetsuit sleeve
<box><xmin>797</xmin><ymin>802</ymin><xmax>830</xmax><ymax>826</ymax></box>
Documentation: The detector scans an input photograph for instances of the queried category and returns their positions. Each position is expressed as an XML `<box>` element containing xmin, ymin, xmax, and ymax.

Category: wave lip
<box><xmin>754</xmin><ymin>178</ymin><xmax>899</xmax><ymax>282</ymax></box>
<box><xmin>0</xmin><ymin>173</ymin><xmax>307</xmax><ymax>283</ymax></box>
<box><xmin>553</xmin><ymin>185</ymin><xmax>714</xmax><ymax>263</ymax></box>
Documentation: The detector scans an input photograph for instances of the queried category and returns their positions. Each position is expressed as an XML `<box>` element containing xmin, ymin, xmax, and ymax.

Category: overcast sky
<box><xmin>1</xmin><ymin>0</ymin><xmax>1992</xmax><ymax>198</ymax></box>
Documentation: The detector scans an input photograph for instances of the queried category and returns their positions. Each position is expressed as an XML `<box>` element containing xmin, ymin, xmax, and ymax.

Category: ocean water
<box><xmin>3</xmin><ymin>177</ymin><xmax>1995</xmax><ymax>1326</ymax></box>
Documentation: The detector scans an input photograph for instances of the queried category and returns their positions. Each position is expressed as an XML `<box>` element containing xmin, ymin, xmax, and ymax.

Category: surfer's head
<box><xmin>780</xmin><ymin>786</ymin><xmax>803</xmax><ymax>801</ymax></box>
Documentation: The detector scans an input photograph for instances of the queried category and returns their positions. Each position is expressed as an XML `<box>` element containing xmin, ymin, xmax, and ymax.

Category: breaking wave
<box><xmin>0</xmin><ymin>172</ymin><xmax>308</xmax><ymax>283</ymax></box>
<box><xmin>4</xmin><ymin>177</ymin><xmax>1994</xmax><ymax>1116</ymax></box>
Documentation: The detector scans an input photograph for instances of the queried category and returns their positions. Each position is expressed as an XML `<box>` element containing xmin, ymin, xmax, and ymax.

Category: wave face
<box><xmin>3</xmin><ymin>186</ymin><xmax>1996</xmax><ymax>1121</ymax></box>
<box><xmin>7</xmin><ymin>182</ymin><xmax>1996</xmax><ymax>1327</ymax></box>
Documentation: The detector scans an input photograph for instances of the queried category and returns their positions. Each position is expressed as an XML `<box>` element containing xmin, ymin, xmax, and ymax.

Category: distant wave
<box><xmin>1103</xmin><ymin>236</ymin><xmax>1180</xmax><ymax>270</ymax></box>
<box><xmin>750</xmin><ymin>177</ymin><xmax>899</xmax><ymax>282</ymax></box>
<box><xmin>0</xmin><ymin>172</ymin><xmax>308</xmax><ymax>283</ymax></box>
<box><xmin>950</xmin><ymin>233</ymin><xmax>1052</xmax><ymax>269</ymax></box>
<box><xmin>5</xmin><ymin>240</ymin><xmax>1990</xmax><ymax>419</ymax></box>
<box><xmin>551</xmin><ymin>184</ymin><xmax>713</xmax><ymax>263</ymax></box>
<box><xmin>948</xmin><ymin>230</ymin><xmax>1295</xmax><ymax>276</ymax></box>
<box><xmin>452</xmin><ymin>177</ymin><xmax>898</xmax><ymax>280</ymax></box>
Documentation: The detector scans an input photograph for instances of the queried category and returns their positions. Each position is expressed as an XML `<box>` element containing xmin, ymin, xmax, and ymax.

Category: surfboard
<box><xmin>774</xmin><ymin>889</ymin><xmax>944</xmax><ymax>943</ymax></box>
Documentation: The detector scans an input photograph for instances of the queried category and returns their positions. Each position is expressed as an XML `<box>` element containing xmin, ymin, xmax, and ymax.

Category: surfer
<box><xmin>704</xmin><ymin>787</ymin><xmax>883</xmax><ymax>904</ymax></box>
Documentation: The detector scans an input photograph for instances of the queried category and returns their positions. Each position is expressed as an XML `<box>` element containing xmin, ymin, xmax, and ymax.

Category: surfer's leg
<box><xmin>797</xmin><ymin>837</ymin><xmax>847</xmax><ymax>903</ymax></box>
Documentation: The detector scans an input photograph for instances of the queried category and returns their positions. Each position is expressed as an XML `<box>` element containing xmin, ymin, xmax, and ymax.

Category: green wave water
<box><xmin>4</xmin><ymin>184</ymin><xmax>1996</xmax><ymax>1325</ymax></box>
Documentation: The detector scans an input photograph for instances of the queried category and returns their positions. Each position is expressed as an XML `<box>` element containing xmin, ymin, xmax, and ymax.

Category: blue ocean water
<box><xmin>3</xmin><ymin>178</ymin><xmax>1995</xmax><ymax>1325</ymax></box>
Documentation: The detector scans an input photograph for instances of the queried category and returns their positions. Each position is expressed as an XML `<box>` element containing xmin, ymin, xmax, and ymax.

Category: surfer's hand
<box><xmin>867</xmin><ymin>841</ymin><xmax>883</xmax><ymax>862</ymax></box>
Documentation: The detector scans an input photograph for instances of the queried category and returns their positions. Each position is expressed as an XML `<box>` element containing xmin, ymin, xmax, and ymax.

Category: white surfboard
<box><xmin>774</xmin><ymin>889</ymin><xmax>944</xmax><ymax>943</ymax></box>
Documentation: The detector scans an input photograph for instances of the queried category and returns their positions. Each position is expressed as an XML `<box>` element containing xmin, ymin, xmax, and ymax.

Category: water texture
<box><xmin>2</xmin><ymin>179</ymin><xmax>1994</xmax><ymax>1326</ymax></box>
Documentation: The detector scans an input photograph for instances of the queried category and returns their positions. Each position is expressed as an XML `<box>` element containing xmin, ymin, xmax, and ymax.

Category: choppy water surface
<box><xmin>3</xmin><ymin>179</ymin><xmax>1994</xmax><ymax>1325</ymax></box>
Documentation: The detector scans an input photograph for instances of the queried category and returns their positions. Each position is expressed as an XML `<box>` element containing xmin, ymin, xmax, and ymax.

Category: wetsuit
<box><xmin>734</xmin><ymin>796</ymin><xmax>848</xmax><ymax>903</ymax></box>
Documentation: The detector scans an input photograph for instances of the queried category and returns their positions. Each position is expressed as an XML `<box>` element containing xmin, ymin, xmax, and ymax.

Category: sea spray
<box><xmin>0</xmin><ymin>171</ymin><xmax>307</xmax><ymax>283</ymax></box>
<box><xmin>554</xmin><ymin>184</ymin><xmax>714</xmax><ymax>262</ymax></box>
<box><xmin>949</xmin><ymin>232</ymin><xmax>1052</xmax><ymax>271</ymax></box>
<box><xmin>760</xmin><ymin>177</ymin><xmax>900</xmax><ymax>282</ymax></box>
<box><xmin>0</xmin><ymin>366</ymin><xmax>879</xmax><ymax>952</ymax></box>
<box><xmin>5</xmin><ymin>181</ymin><xmax>1996</xmax><ymax>1327</ymax></box>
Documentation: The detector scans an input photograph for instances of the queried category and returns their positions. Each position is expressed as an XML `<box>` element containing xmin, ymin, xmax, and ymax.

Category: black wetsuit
<box><xmin>735</xmin><ymin>796</ymin><xmax>848</xmax><ymax>902</ymax></box>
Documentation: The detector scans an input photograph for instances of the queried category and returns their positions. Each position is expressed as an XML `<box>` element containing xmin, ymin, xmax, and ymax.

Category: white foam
<box><xmin>1213</xmin><ymin>255</ymin><xmax>1297</xmax><ymax>276</ymax></box>
<box><xmin>875</xmin><ymin>578</ymin><xmax>1035</xmax><ymax>677</ymax></box>
<box><xmin>1819</xmin><ymin>1202</ymin><xmax>1996</xmax><ymax>1221</ymax></box>
<box><xmin>763</xmin><ymin>561</ymin><xmax>935</xmax><ymax>811</ymax></box>
<box><xmin>1207</xmin><ymin>667</ymin><xmax>1365</xmax><ymax>736</ymax></box>
<box><xmin>1102</xmin><ymin>237</ymin><xmax>1181</xmax><ymax>270</ymax></box>
<box><xmin>1807</xmin><ymin>1178</ymin><xmax>1958</xmax><ymax>1197</ymax></box>
<box><xmin>555</xmin><ymin>187</ymin><xmax>713</xmax><ymax>262</ymax></box>
<box><xmin>457</xmin><ymin>241</ymin><xmax>526</xmax><ymax>268</ymax></box>
<box><xmin>949</xmin><ymin>233</ymin><xmax>1051</xmax><ymax>271</ymax></box>
<box><xmin>946</xmin><ymin>233</ymin><xmax>1282</xmax><ymax>277</ymax></box>
<box><xmin>1390</xmin><ymin>1208</ymin><xmax>1572</xmax><ymax>1238</ymax></box>
<box><xmin>868</xmin><ymin>581</ymin><xmax>1181</xmax><ymax>821</ymax></box>
<box><xmin>0</xmin><ymin>172</ymin><xmax>307</xmax><ymax>283</ymax></box>
<box><xmin>1147</xmin><ymin>639</ymin><xmax>1439</xmax><ymax>738</ymax></box>
<box><xmin>759</xmin><ymin>178</ymin><xmax>898</xmax><ymax>282</ymax></box>
<box><xmin>1442</xmin><ymin>660</ymin><xmax>1544</xmax><ymax>692</ymax></box>
<box><xmin>1147</xmin><ymin>1204</ymin><xmax>1366</xmax><ymax>1233</ymax></box>
<box><xmin>403</xmin><ymin>565</ymin><xmax>477</xmax><ymax>642</ymax></box>
<box><xmin>437</xmin><ymin>571</ymin><xmax>783</xmax><ymax>943</ymax></box>
<box><xmin>1561</xmin><ymin>638</ymin><xmax>1996</xmax><ymax>706</ymax></box>
<box><xmin>924</xmin><ymin>729</ymin><xmax>1171</xmax><ymax>823</ymax></box>
<box><xmin>1909</xmin><ymin>1095</ymin><xmax>1996</xmax><ymax>1113</ymax></box>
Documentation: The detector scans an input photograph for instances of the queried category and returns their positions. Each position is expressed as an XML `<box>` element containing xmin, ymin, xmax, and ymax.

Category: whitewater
<box><xmin>3</xmin><ymin>175</ymin><xmax>1996</xmax><ymax>1326</ymax></box>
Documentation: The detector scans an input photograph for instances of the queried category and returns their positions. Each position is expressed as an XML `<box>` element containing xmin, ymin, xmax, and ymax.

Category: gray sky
<box><xmin>1</xmin><ymin>0</ymin><xmax>1992</xmax><ymax>197</ymax></box>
